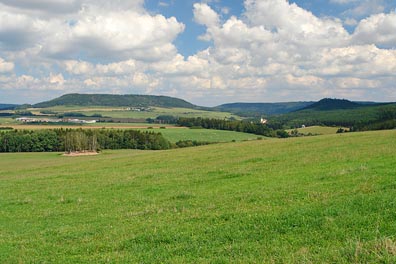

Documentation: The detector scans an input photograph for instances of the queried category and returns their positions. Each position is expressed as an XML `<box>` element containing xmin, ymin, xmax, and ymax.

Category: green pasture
<box><xmin>1</xmin><ymin>130</ymin><xmax>396</xmax><ymax>263</ymax></box>
<box><xmin>0</xmin><ymin>122</ymin><xmax>259</xmax><ymax>143</ymax></box>
<box><xmin>287</xmin><ymin>126</ymin><xmax>345</xmax><ymax>135</ymax></box>
<box><xmin>0</xmin><ymin>117</ymin><xmax>16</xmax><ymax>125</ymax></box>
<box><xmin>30</xmin><ymin>106</ymin><xmax>240</xmax><ymax>120</ymax></box>
<box><xmin>139</xmin><ymin>128</ymin><xmax>260</xmax><ymax>143</ymax></box>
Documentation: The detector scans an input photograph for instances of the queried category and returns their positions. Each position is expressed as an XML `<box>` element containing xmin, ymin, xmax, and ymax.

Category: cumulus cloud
<box><xmin>49</xmin><ymin>73</ymin><xmax>65</xmax><ymax>85</ymax></box>
<box><xmin>0</xmin><ymin>10</ymin><xmax>50</xmax><ymax>50</ymax></box>
<box><xmin>346</xmin><ymin>0</ymin><xmax>385</xmax><ymax>18</ymax></box>
<box><xmin>193</xmin><ymin>3</ymin><xmax>220</xmax><ymax>27</ymax></box>
<box><xmin>352</xmin><ymin>12</ymin><xmax>396</xmax><ymax>48</ymax></box>
<box><xmin>0</xmin><ymin>57</ymin><xmax>14</xmax><ymax>73</ymax></box>
<box><xmin>62</xmin><ymin>10</ymin><xmax>184</xmax><ymax>61</ymax></box>
<box><xmin>0</xmin><ymin>0</ymin><xmax>184</xmax><ymax>62</ymax></box>
<box><xmin>178</xmin><ymin>0</ymin><xmax>396</xmax><ymax>103</ymax></box>
<box><xmin>0</xmin><ymin>0</ymin><xmax>82</xmax><ymax>15</ymax></box>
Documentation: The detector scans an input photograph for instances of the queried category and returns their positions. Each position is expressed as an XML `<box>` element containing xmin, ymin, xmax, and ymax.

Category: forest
<box><xmin>0</xmin><ymin>129</ymin><xmax>171</xmax><ymax>152</ymax></box>
<box><xmin>176</xmin><ymin>117</ymin><xmax>289</xmax><ymax>138</ymax></box>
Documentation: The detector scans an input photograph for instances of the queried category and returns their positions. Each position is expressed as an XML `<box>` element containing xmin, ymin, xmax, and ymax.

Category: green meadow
<box><xmin>1</xmin><ymin>130</ymin><xmax>396</xmax><ymax>263</ymax></box>
<box><xmin>139</xmin><ymin>128</ymin><xmax>260</xmax><ymax>143</ymax></box>
<box><xmin>30</xmin><ymin>106</ymin><xmax>240</xmax><ymax>120</ymax></box>
<box><xmin>287</xmin><ymin>126</ymin><xmax>346</xmax><ymax>135</ymax></box>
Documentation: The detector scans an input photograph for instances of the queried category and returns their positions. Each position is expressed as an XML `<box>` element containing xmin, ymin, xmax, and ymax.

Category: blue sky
<box><xmin>0</xmin><ymin>0</ymin><xmax>395</xmax><ymax>106</ymax></box>
<box><xmin>145</xmin><ymin>0</ymin><xmax>395</xmax><ymax>56</ymax></box>
<box><xmin>144</xmin><ymin>0</ymin><xmax>246</xmax><ymax>56</ymax></box>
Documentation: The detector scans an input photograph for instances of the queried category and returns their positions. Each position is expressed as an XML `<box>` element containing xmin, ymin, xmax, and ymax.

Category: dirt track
<box><xmin>62</xmin><ymin>152</ymin><xmax>99</xmax><ymax>157</ymax></box>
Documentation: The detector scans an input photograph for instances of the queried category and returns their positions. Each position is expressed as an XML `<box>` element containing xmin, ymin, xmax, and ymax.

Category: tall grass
<box><xmin>1</xmin><ymin>130</ymin><xmax>396</xmax><ymax>263</ymax></box>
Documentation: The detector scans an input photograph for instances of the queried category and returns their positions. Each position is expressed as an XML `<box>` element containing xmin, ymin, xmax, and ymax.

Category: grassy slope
<box><xmin>0</xmin><ymin>124</ymin><xmax>259</xmax><ymax>143</ymax></box>
<box><xmin>286</xmin><ymin>126</ymin><xmax>344</xmax><ymax>135</ymax></box>
<box><xmin>272</xmin><ymin>103</ymin><xmax>396</xmax><ymax>127</ymax></box>
<box><xmin>139</xmin><ymin>128</ymin><xmax>260</xmax><ymax>143</ymax></box>
<box><xmin>30</xmin><ymin>106</ymin><xmax>240</xmax><ymax>120</ymax></box>
<box><xmin>1</xmin><ymin>131</ymin><xmax>396</xmax><ymax>263</ymax></box>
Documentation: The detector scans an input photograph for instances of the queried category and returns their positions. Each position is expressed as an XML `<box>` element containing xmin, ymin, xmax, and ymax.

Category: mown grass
<box><xmin>30</xmin><ymin>106</ymin><xmax>240</xmax><ymax>119</ymax></box>
<box><xmin>139</xmin><ymin>128</ymin><xmax>260</xmax><ymax>143</ymax></box>
<box><xmin>287</xmin><ymin>126</ymin><xmax>346</xmax><ymax>135</ymax></box>
<box><xmin>1</xmin><ymin>130</ymin><xmax>396</xmax><ymax>263</ymax></box>
<box><xmin>0</xmin><ymin>123</ymin><xmax>259</xmax><ymax>143</ymax></box>
<box><xmin>0</xmin><ymin>117</ymin><xmax>17</xmax><ymax>125</ymax></box>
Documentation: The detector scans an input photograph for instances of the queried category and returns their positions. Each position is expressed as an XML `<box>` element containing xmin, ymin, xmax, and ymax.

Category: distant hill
<box><xmin>34</xmin><ymin>94</ymin><xmax>196</xmax><ymax>108</ymax></box>
<box><xmin>0</xmin><ymin>104</ymin><xmax>18</xmax><ymax>110</ymax></box>
<box><xmin>298</xmin><ymin>98</ymin><xmax>362</xmax><ymax>111</ymax></box>
<box><xmin>216</xmin><ymin>102</ymin><xmax>314</xmax><ymax>117</ymax></box>
<box><xmin>269</xmin><ymin>98</ymin><xmax>396</xmax><ymax>131</ymax></box>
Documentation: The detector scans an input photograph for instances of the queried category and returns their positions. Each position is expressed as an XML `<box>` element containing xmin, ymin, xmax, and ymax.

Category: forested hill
<box><xmin>0</xmin><ymin>104</ymin><xmax>18</xmax><ymax>110</ymax></box>
<box><xmin>33</xmin><ymin>94</ymin><xmax>197</xmax><ymax>108</ymax></box>
<box><xmin>298</xmin><ymin>98</ymin><xmax>364</xmax><ymax>111</ymax></box>
<box><xmin>216</xmin><ymin>102</ymin><xmax>314</xmax><ymax>116</ymax></box>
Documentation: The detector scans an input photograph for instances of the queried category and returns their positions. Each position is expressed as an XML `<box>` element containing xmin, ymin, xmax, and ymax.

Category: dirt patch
<box><xmin>62</xmin><ymin>151</ymin><xmax>99</xmax><ymax>157</ymax></box>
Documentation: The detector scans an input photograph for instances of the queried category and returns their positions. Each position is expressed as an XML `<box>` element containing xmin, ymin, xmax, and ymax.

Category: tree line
<box><xmin>176</xmin><ymin>117</ymin><xmax>289</xmax><ymax>138</ymax></box>
<box><xmin>0</xmin><ymin>129</ymin><xmax>171</xmax><ymax>153</ymax></box>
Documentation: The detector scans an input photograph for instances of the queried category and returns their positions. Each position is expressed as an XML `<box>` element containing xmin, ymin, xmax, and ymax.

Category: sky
<box><xmin>0</xmin><ymin>0</ymin><xmax>395</xmax><ymax>106</ymax></box>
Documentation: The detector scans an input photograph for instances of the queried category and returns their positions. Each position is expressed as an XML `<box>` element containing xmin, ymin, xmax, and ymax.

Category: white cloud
<box><xmin>0</xmin><ymin>57</ymin><xmax>14</xmax><ymax>73</ymax></box>
<box><xmin>178</xmin><ymin>0</ymin><xmax>396</xmax><ymax>103</ymax></box>
<box><xmin>314</xmin><ymin>45</ymin><xmax>396</xmax><ymax>77</ymax></box>
<box><xmin>0</xmin><ymin>0</ymin><xmax>82</xmax><ymax>15</ymax></box>
<box><xmin>193</xmin><ymin>3</ymin><xmax>220</xmax><ymax>27</ymax></box>
<box><xmin>0</xmin><ymin>1</ymin><xmax>184</xmax><ymax>62</ymax></box>
<box><xmin>344</xmin><ymin>18</ymin><xmax>358</xmax><ymax>26</ymax></box>
<box><xmin>49</xmin><ymin>73</ymin><xmax>65</xmax><ymax>85</ymax></box>
<box><xmin>244</xmin><ymin>0</ymin><xmax>350</xmax><ymax>48</ymax></box>
<box><xmin>340</xmin><ymin>0</ymin><xmax>386</xmax><ymax>19</ymax></box>
<box><xmin>352</xmin><ymin>12</ymin><xmax>396</xmax><ymax>48</ymax></box>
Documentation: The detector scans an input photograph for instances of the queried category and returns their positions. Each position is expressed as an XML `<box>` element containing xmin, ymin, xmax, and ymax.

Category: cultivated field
<box><xmin>137</xmin><ymin>128</ymin><xmax>260</xmax><ymax>143</ymax></box>
<box><xmin>0</xmin><ymin>124</ymin><xmax>259</xmax><ymax>143</ymax></box>
<box><xmin>1</xmin><ymin>130</ymin><xmax>396</xmax><ymax>262</ymax></box>
<box><xmin>28</xmin><ymin>106</ymin><xmax>241</xmax><ymax>119</ymax></box>
<box><xmin>287</xmin><ymin>126</ymin><xmax>346</xmax><ymax>135</ymax></box>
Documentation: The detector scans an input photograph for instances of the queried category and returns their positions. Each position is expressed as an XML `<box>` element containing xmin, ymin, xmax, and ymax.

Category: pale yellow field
<box><xmin>287</xmin><ymin>126</ymin><xmax>348</xmax><ymax>135</ymax></box>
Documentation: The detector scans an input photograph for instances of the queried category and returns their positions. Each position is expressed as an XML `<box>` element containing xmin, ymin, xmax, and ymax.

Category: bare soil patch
<box><xmin>62</xmin><ymin>151</ymin><xmax>99</xmax><ymax>157</ymax></box>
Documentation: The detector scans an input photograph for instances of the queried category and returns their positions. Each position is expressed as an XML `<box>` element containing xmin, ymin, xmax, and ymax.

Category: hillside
<box><xmin>269</xmin><ymin>102</ymin><xmax>396</xmax><ymax>130</ymax></box>
<box><xmin>1</xmin><ymin>130</ymin><xmax>396</xmax><ymax>262</ymax></box>
<box><xmin>299</xmin><ymin>98</ymin><xmax>363</xmax><ymax>111</ymax></box>
<box><xmin>216</xmin><ymin>101</ymin><xmax>313</xmax><ymax>116</ymax></box>
<box><xmin>33</xmin><ymin>93</ymin><xmax>197</xmax><ymax>108</ymax></box>
<box><xmin>0</xmin><ymin>104</ymin><xmax>18</xmax><ymax>110</ymax></box>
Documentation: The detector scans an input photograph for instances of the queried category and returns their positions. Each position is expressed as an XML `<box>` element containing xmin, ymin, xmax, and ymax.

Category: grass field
<box><xmin>1</xmin><ymin>130</ymin><xmax>396</xmax><ymax>263</ymax></box>
<box><xmin>0</xmin><ymin>117</ymin><xmax>18</xmax><ymax>125</ymax></box>
<box><xmin>0</xmin><ymin>122</ymin><xmax>259</xmax><ymax>143</ymax></box>
<box><xmin>139</xmin><ymin>128</ymin><xmax>260</xmax><ymax>143</ymax></box>
<box><xmin>0</xmin><ymin>122</ymin><xmax>179</xmax><ymax>130</ymax></box>
<box><xmin>29</xmin><ymin>106</ymin><xmax>240</xmax><ymax>120</ymax></box>
<box><xmin>287</xmin><ymin>126</ymin><xmax>346</xmax><ymax>135</ymax></box>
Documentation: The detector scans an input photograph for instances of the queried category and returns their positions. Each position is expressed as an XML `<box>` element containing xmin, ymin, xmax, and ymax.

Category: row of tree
<box><xmin>0</xmin><ymin>129</ymin><xmax>171</xmax><ymax>153</ymax></box>
<box><xmin>176</xmin><ymin>117</ymin><xmax>289</xmax><ymax>138</ymax></box>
